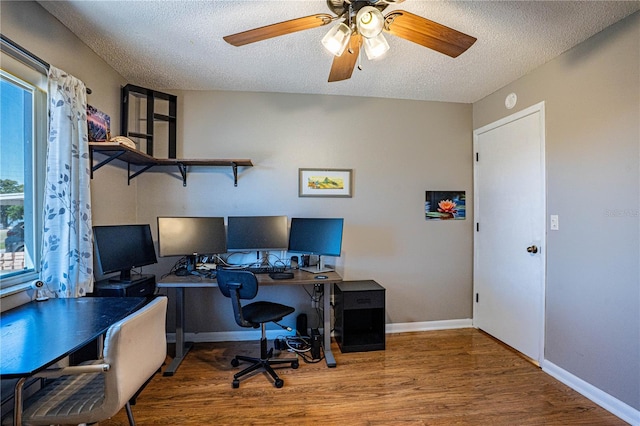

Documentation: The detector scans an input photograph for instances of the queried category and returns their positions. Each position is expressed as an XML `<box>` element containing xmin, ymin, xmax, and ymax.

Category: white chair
<box><xmin>21</xmin><ymin>296</ymin><xmax>167</xmax><ymax>426</ymax></box>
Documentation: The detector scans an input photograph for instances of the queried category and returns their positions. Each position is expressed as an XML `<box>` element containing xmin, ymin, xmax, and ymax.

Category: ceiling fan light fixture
<box><xmin>363</xmin><ymin>33</ymin><xmax>390</xmax><ymax>60</ymax></box>
<box><xmin>356</xmin><ymin>6</ymin><xmax>384</xmax><ymax>38</ymax></box>
<box><xmin>223</xmin><ymin>3</ymin><xmax>477</xmax><ymax>83</ymax></box>
<box><xmin>321</xmin><ymin>22</ymin><xmax>352</xmax><ymax>57</ymax></box>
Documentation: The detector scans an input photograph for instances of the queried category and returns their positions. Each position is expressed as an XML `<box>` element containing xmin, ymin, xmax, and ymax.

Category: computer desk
<box><xmin>157</xmin><ymin>269</ymin><xmax>342</xmax><ymax>376</ymax></box>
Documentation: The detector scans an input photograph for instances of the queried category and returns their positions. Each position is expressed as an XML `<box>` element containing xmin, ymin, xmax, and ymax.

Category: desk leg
<box><xmin>323</xmin><ymin>282</ymin><xmax>336</xmax><ymax>367</ymax></box>
<box><xmin>164</xmin><ymin>287</ymin><xmax>193</xmax><ymax>376</ymax></box>
<box><xmin>14</xmin><ymin>376</ymin><xmax>26</xmax><ymax>425</ymax></box>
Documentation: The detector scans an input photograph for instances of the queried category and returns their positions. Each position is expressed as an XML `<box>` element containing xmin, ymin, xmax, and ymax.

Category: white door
<box><xmin>473</xmin><ymin>102</ymin><xmax>546</xmax><ymax>363</ymax></box>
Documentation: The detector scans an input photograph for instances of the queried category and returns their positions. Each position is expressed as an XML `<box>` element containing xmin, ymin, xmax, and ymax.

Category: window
<box><xmin>0</xmin><ymin>52</ymin><xmax>47</xmax><ymax>291</ymax></box>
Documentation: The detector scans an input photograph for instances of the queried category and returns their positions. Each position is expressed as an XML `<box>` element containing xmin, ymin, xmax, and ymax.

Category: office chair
<box><xmin>21</xmin><ymin>296</ymin><xmax>168</xmax><ymax>426</ymax></box>
<box><xmin>216</xmin><ymin>268</ymin><xmax>299</xmax><ymax>388</ymax></box>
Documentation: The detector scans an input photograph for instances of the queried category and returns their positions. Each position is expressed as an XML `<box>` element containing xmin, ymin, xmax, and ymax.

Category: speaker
<box><xmin>310</xmin><ymin>329</ymin><xmax>322</xmax><ymax>359</ymax></box>
<box><xmin>296</xmin><ymin>313</ymin><xmax>308</xmax><ymax>337</ymax></box>
<box><xmin>290</xmin><ymin>255</ymin><xmax>299</xmax><ymax>269</ymax></box>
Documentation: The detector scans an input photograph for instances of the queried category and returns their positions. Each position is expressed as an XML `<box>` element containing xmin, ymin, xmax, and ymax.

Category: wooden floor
<box><xmin>102</xmin><ymin>328</ymin><xmax>625</xmax><ymax>425</ymax></box>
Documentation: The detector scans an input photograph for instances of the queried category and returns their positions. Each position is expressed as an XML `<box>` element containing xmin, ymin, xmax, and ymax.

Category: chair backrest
<box><xmin>216</xmin><ymin>268</ymin><xmax>259</xmax><ymax>328</ymax></box>
<box><xmin>216</xmin><ymin>268</ymin><xmax>259</xmax><ymax>299</ymax></box>
<box><xmin>101</xmin><ymin>296</ymin><xmax>167</xmax><ymax>416</ymax></box>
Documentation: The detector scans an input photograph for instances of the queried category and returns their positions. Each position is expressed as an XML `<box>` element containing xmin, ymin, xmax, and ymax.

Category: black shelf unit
<box><xmin>121</xmin><ymin>84</ymin><xmax>177</xmax><ymax>158</ymax></box>
<box><xmin>334</xmin><ymin>280</ymin><xmax>386</xmax><ymax>353</ymax></box>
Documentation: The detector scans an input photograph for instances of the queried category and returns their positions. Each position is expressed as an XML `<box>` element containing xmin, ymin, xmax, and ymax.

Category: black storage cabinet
<box><xmin>334</xmin><ymin>280</ymin><xmax>385</xmax><ymax>352</ymax></box>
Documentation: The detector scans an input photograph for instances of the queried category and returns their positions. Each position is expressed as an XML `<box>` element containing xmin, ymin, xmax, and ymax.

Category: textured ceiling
<box><xmin>38</xmin><ymin>1</ymin><xmax>639</xmax><ymax>103</ymax></box>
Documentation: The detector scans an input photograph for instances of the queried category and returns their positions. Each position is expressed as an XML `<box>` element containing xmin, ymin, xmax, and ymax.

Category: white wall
<box><xmin>473</xmin><ymin>11</ymin><xmax>639</xmax><ymax>413</ymax></box>
<box><xmin>137</xmin><ymin>91</ymin><xmax>474</xmax><ymax>331</ymax></box>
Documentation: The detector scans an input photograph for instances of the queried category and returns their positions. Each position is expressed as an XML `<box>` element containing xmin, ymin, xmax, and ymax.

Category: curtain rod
<box><xmin>1</xmin><ymin>34</ymin><xmax>92</xmax><ymax>94</ymax></box>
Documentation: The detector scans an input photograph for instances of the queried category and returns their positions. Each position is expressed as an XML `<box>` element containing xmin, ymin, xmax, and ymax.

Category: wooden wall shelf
<box><xmin>90</xmin><ymin>142</ymin><xmax>253</xmax><ymax>187</ymax></box>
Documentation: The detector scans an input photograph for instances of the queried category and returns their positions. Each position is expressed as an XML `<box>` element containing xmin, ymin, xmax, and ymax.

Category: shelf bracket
<box><xmin>91</xmin><ymin>149</ymin><xmax>127</xmax><ymax>177</ymax></box>
<box><xmin>177</xmin><ymin>163</ymin><xmax>188</xmax><ymax>187</ymax></box>
<box><xmin>232</xmin><ymin>162</ymin><xmax>238</xmax><ymax>187</ymax></box>
<box><xmin>127</xmin><ymin>163</ymin><xmax>155</xmax><ymax>185</ymax></box>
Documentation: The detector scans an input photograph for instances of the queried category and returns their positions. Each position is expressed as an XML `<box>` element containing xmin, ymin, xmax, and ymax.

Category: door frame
<box><xmin>472</xmin><ymin>101</ymin><xmax>547</xmax><ymax>364</ymax></box>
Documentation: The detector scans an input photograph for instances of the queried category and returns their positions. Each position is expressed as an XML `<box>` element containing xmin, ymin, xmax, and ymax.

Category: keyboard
<box><xmin>242</xmin><ymin>266</ymin><xmax>286</xmax><ymax>274</ymax></box>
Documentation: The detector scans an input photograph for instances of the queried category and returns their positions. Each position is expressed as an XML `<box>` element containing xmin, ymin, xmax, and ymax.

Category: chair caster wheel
<box><xmin>274</xmin><ymin>379</ymin><xmax>284</xmax><ymax>388</ymax></box>
<box><xmin>232</xmin><ymin>380</ymin><xmax>240</xmax><ymax>388</ymax></box>
<box><xmin>231</xmin><ymin>358</ymin><xmax>239</xmax><ymax>367</ymax></box>
<box><xmin>292</xmin><ymin>361</ymin><xmax>299</xmax><ymax>369</ymax></box>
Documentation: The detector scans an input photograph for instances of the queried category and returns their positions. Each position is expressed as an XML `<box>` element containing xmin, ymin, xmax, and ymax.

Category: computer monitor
<box><xmin>93</xmin><ymin>224</ymin><xmax>158</xmax><ymax>283</ymax></box>
<box><xmin>226</xmin><ymin>216</ymin><xmax>289</xmax><ymax>253</ymax></box>
<box><xmin>288</xmin><ymin>218</ymin><xmax>344</xmax><ymax>273</ymax></box>
<box><xmin>157</xmin><ymin>217</ymin><xmax>226</xmax><ymax>272</ymax></box>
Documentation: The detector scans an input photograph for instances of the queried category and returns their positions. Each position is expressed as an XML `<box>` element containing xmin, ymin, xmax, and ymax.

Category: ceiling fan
<box><xmin>223</xmin><ymin>0</ymin><xmax>477</xmax><ymax>82</ymax></box>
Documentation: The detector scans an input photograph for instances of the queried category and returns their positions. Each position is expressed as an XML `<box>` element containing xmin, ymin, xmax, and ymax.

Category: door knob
<box><xmin>527</xmin><ymin>245</ymin><xmax>538</xmax><ymax>254</ymax></box>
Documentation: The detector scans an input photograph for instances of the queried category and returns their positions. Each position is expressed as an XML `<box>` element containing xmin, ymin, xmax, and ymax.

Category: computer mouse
<box><xmin>315</xmin><ymin>275</ymin><xmax>328</xmax><ymax>280</ymax></box>
<box><xmin>175</xmin><ymin>267</ymin><xmax>189</xmax><ymax>276</ymax></box>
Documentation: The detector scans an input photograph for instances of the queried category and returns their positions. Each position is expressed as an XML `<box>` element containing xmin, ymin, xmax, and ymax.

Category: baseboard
<box><xmin>385</xmin><ymin>319</ymin><xmax>473</xmax><ymax>334</ymax></box>
<box><xmin>166</xmin><ymin>319</ymin><xmax>473</xmax><ymax>343</ymax></box>
<box><xmin>543</xmin><ymin>360</ymin><xmax>640</xmax><ymax>425</ymax></box>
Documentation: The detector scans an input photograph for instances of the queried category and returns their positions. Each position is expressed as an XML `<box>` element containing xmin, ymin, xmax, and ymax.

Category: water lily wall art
<box><xmin>425</xmin><ymin>191</ymin><xmax>466</xmax><ymax>220</ymax></box>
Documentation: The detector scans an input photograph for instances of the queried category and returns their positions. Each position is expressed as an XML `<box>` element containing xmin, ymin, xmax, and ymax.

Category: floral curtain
<box><xmin>40</xmin><ymin>66</ymin><xmax>93</xmax><ymax>298</ymax></box>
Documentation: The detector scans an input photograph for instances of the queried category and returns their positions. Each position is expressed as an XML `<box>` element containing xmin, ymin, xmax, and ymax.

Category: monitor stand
<box><xmin>299</xmin><ymin>255</ymin><xmax>334</xmax><ymax>274</ymax></box>
<box><xmin>300</xmin><ymin>265</ymin><xmax>334</xmax><ymax>273</ymax></box>
<box><xmin>185</xmin><ymin>255</ymin><xmax>198</xmax><ymax>273</ymax></box>
<box><xmin>258</xmin><ymin>250</ymin><xmax>270</xmax><ymax>267</ymax></box>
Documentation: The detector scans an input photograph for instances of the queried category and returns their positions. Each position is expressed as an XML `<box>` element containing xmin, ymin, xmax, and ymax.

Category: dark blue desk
<box><xmin>0</xmin><ymin>297</ymin><xmax>146</xmax><ymax>424</ymax></box>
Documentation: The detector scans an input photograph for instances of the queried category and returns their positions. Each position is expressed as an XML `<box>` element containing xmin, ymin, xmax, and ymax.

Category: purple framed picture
<box><xmin>87</xmin><ymin>104</ymin><xmax>110</xmax><ymax>142</ymax></box>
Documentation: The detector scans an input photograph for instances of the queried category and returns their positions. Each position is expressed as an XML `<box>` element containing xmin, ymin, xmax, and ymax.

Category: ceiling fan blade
<box><xmin>224</xmin><ymin>14</ymin><xmax>333</xmax><ymax>46</ymax></box>
<box><xmin>328</xmin><ymin>34</ymin><xmax>362</xmax><ymax>82</ymax></box>
<box><xmin>384</xmin><ymin>10</ymin><xmax>476</xmax><ymax>58</ymax></box>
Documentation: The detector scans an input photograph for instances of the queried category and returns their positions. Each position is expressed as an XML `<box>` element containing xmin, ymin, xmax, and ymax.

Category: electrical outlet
<box><xmin>550</xmin><ymin>215</ymin><xmax>559</xmax><ymax>230</ymax></box>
